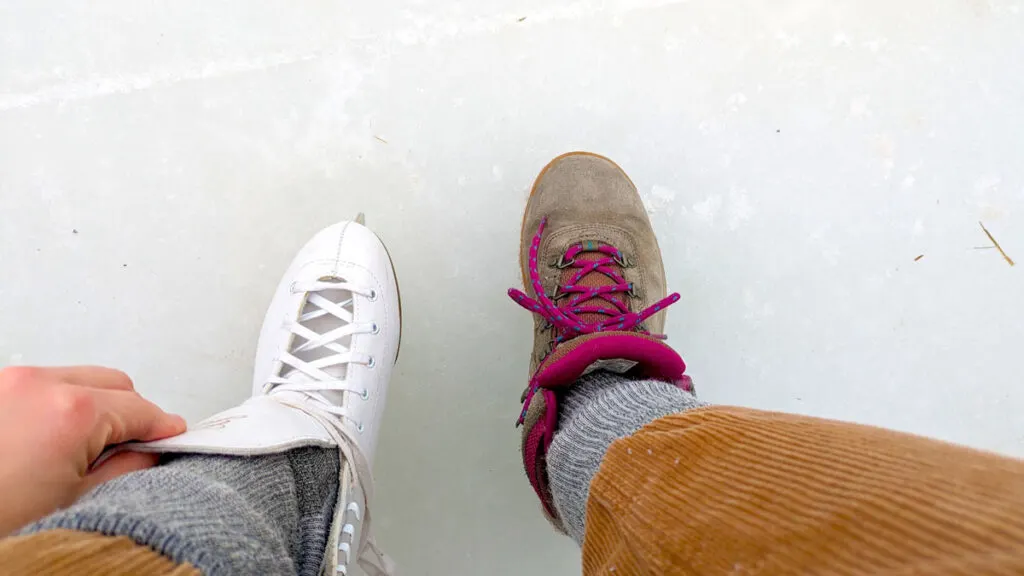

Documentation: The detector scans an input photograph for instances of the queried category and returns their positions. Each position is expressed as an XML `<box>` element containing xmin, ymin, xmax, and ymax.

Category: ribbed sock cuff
<box><xmin>547</xmin><ymin>370</ymin><xmax>706</xmax><ymax>544</ymax></box>
<box><xmin>22</xmin><ymin>447</ymin><xmax>338</xmax><ymax>576</ymax></box>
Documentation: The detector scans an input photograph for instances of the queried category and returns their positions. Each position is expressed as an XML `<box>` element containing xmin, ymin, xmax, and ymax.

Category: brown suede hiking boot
<box><xmin>508</xmin><ymin>151</ymin><xmax>692</xmax><ymax>529</ymax></box>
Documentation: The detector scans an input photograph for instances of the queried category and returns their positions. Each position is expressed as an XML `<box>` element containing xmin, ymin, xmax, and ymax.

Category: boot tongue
<box><xmin>556</xmin><ymin>246</ymin><xmax>636</xmax><ymax>374</ymax></box>
<box><xmin>557</xmin><ymin>247</ymin><xmax>629</xmax><ymax>330</ymax></box>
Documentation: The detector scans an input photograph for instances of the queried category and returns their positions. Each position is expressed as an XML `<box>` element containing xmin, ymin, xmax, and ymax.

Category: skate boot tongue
<box><xmin>267</xmin><ymin>279</ymin><xmax>372</xmax><ymax>417</ymax></box>
<box><xmin>285</xmin><ymin>279</ymin><xmax>354</xmax><ymax>384</ymax></box>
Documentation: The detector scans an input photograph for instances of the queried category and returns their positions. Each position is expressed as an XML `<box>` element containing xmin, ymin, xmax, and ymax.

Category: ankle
<box><xmin>547</xmin><ymin>371</ymin><xmax>706</xmax><ymax>543</ymax></box>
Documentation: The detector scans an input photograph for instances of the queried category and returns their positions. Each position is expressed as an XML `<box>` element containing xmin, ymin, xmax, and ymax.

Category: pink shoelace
<box><xmin>508</xmin><ymin>217</ymin><xmax>681</xmax><ymax>424</ymax></box>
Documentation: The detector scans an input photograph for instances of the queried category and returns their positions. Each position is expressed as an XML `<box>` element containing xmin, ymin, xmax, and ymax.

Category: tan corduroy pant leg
<box><xmin>0</xmin><ymin>530</ymin><xmax>199</xmax><ymax>575</ymax></box>
<box><xmin>582</xmin><ymin>406</ymin><xmax>1024</xmax><ymax>575</ymax></box>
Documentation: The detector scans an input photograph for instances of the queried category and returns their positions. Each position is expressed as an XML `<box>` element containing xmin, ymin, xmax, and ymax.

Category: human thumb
<box><xmin>81</xmin><ymin>451</ymin><xmax>160</xmax><ymax>493</ymax></box>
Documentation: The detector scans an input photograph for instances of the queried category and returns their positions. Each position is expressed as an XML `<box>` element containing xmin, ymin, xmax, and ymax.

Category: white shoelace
<box><xmin>263</xmin><ymin>280</ymin><xmax>396</xmax><ymax>576</ymax></box>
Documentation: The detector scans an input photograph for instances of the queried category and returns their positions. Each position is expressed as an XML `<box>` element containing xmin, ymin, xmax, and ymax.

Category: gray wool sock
<box><xmin>22</xmin><ymin>447</ymin><xmax>339</xmax><ymax>576</ymax></box>
<box><xmin>547</xmin><ymin>370</ymin><xmax>707</xmax><ymax>544</ymax></box>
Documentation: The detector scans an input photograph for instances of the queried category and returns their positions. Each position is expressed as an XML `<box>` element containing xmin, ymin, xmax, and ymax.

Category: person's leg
<box><xmin>511</xmin><ymin>152</ymin><xmax>1024</xmax><ymax>575</ymax></box>
<box><xmin>546</xmin><ymin>371</ymin><xmax>705</xmax><ymax>543</ymax></box>
<box><xmin>20</xmin><ymin>448</ymin><xmax>338</xmax><ymax>576</ymax></box>
<box><xmin>573</xmin><ymin>396</ymin><xmax>1024</xmax><ymax>575</ymax></box>
<box><xmin>3</xmin><ymin>218</ymin><xmax>401</xmax><ymax>576</ymax></box>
